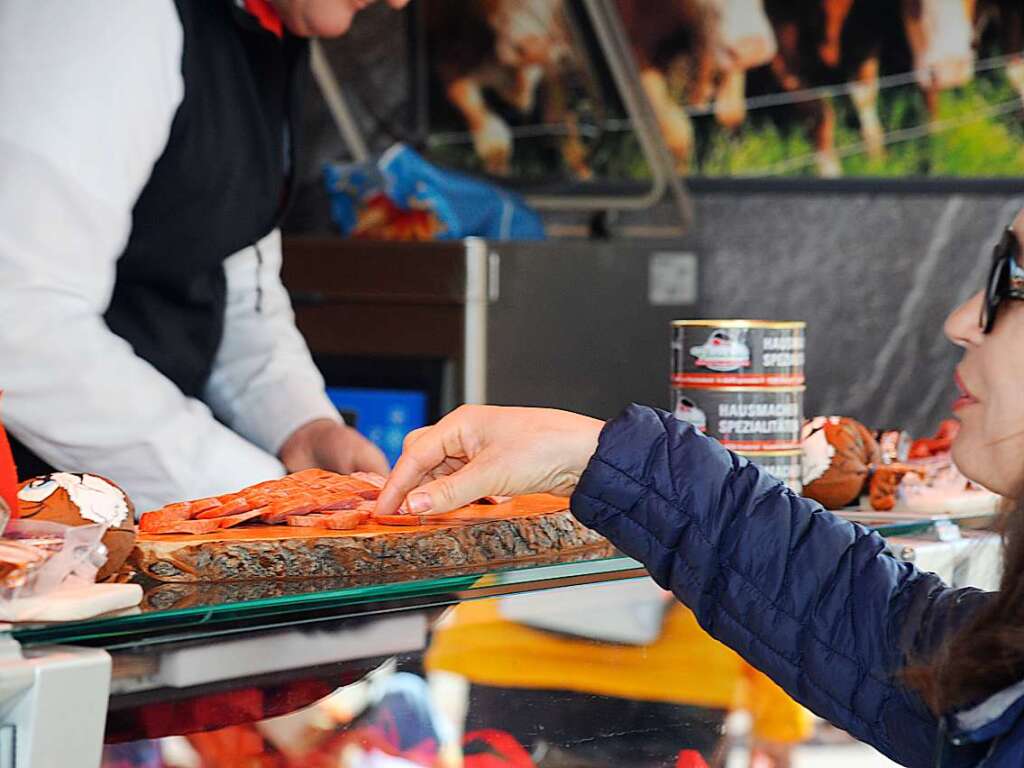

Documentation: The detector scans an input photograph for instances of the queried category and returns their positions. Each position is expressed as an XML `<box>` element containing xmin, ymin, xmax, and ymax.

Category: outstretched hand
<box><xmin>376</xmin><ymin>405</ymin><xmax>604</xmax><ymax>516</ymax></box>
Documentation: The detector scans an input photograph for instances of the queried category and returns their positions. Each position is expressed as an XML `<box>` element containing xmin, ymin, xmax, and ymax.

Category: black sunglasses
<box><xmin>980</xmin><ymin>226</ymin><xmax>1024</xmax><ymax>334</ymax></box>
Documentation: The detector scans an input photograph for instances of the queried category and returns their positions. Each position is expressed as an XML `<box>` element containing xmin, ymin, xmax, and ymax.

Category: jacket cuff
<box><xmin>570</xmin><ymin>403</ymin><xmax>748</xmax><ymax>587</ymax></box>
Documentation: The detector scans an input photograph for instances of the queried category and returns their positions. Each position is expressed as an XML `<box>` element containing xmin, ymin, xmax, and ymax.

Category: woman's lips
<box><xmin>952</xmin><ymin>371</ymin><xmax>979</xmax><ymax>412</ymax></box>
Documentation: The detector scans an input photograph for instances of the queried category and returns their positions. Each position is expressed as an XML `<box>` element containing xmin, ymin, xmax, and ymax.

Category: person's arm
<box><xmin>572</xmin><ymin>405</ymin><xmax>988</xmax><ymax>768</ymax></box>
<box><xmin>0</xmin><ymin>2</ymin><xmax>285</xmax><ymax>511</ymax></box>
<box><xmin>378</xmin><ymin>404</ymin><xmax>991</xmax><ymax>768</ymax></box>
<box><xmin>202</xmin><ymin>230</ymin><xmax>388</xmax><ymax>475</ymax></box>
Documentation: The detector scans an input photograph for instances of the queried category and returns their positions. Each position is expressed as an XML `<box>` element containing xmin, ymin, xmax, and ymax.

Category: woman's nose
<box><xmin>944</xmin><ymin>290</ymin><xmax>985</xmax><ymax>348</ymax></box>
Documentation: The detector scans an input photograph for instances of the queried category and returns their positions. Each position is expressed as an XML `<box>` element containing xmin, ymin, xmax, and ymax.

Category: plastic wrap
<box><xmin>0</xmin><ymin>518</ymin><xmax>107</xmax><ymax>601</ymax></box>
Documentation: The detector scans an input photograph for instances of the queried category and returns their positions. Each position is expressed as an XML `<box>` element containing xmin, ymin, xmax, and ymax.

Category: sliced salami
<box><xmin>139</xmin><ymin>505</ymin><xmax>194</xmax><ymax>532</ymax></box>
<box><xmin>285</xmin><ymin>510</ymin><xmax>369</xmax><ymax>530</ymax></box>
<box><xmin>195</xmin><ymin>496</ymin><xmax>252</xmax><ymax>519</ymax></box>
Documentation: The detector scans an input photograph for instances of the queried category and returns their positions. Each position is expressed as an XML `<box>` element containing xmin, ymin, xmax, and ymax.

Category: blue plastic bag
<box><xmin>324</xmin><ymin>144</ymin><xmax>545</xmax><ymax>241</ymax></box>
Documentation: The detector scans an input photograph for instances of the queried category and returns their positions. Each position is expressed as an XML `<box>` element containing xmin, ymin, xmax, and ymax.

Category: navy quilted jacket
<box><xmin>571</xmin><ymin>406</ymin><xmax>1024</xmax><ymax>768</ymax></box>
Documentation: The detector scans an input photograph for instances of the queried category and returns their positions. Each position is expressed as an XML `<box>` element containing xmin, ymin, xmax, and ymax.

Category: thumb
<box><xmin>403</xmin><ymin>459</ymin><xmax>501</xmax><ymax>516</ymax></box>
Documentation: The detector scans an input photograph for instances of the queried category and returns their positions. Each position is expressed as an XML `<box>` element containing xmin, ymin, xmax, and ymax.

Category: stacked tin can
<box><xmin>670</xmin><ymin>320</ymin><xmax>806</xmax><ymax>493</ymax></box>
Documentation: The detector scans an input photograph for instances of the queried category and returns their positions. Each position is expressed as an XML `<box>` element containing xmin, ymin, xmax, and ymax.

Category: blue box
<box><xmin>326</xmin><ymin>387</ymin><xmax>429</xmax><ymax>467</ymax></box>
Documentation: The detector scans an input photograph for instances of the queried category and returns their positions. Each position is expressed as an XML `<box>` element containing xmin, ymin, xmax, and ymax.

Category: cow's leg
<box><xmin>560</xmin><ymin>112</ymin><xmax>593</xmax><ymax>180</ymax></box>
<box><xmin>714</xmin><ymin>68</ymin><xmax>748</xmax><ymax>129</ymax></box>
<box><xmin>814</xmin><ymin>100</ymin><xmax>842</xmax><ymax>177</ymax></box>
<box><xmin>770</xmin><ymin>51</ymin><xmax>841</xmax><ymax>177</ymax></box>
<box><xmin>923</xmin><ymin>85</ymin><xmax>941</xmax><ymax>120</ymax></box>
<box><xmin>1008</xmin><ymin>56</ymin><xmax>1024</xmax><ymax>104</ymax></box>
<box><xmin>501</xmin><ymin>64</ymin><xmax>544</xmax><ymax>113</ymax></box>
<box><xmin>1004</xmin><ymin>6</ymin><xmax>1024</xmax><ymax>103</ymax></box>
<box><xmin>447</xmin><ymin>77</ymin><xmax>512</xmax><ymax>175</ymax></box>
<box><xmin>641</xmin><ymin>68</ymin><xmax>694</xmax><ymax>173</ymax></box>
<box><xmin>820</xmin><ymin>0</ymin><xmax>856</xmax><ymax>68</ymax></box>
<box><xmin>541</xmin><ymin>63</ymin><xmax>593</xmax><ymax>179</ymax></box>
<box><xmin>850</xmin><ymin>55</ymin><xmax>885</xmax><ymax>161</ymax></box>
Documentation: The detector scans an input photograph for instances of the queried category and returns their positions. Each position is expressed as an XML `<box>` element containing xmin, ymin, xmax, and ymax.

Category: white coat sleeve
<box><xmin>203</xmin><ymin>229</ymin><xmax>343</xmax><ymax>456</ymax></box>
<box><xmin>0</xmin><ymin>1</ymin><xmax>286</xmax><ymax>513</ymax></box>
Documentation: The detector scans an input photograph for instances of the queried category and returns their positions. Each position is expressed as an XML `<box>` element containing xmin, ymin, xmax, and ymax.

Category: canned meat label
<box><xmin>672</xmin><ymin>387</ymin><xmax>803</xmax><ymax>451</ymax></box>
<box><xmin>672</xmin><ymin>321</ymin><xmax>805</xmax><ymax>387</ymax></box>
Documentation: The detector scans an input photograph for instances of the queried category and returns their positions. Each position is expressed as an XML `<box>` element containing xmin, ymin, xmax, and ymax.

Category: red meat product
<box><xmin>194</xmin><ymin>496</ymin><xmax>252</xmax><ymax>519</ymax></box>
<box><xmin>145</xmin><ymin>518</ymin><xmax>220</xmax><ymax>535</ymax></box>
<box><xmin>145</xmin><ymin>508</ymin><xmax>266</xmax><ymax>535</ymax></box>
<box><xmin>316</xmin><ymin>494</ymin><xmax>361</xmax><ymax>511</ymax></box>
<box><xmin>259</xmin><ymin>497</ymin><xmax>319</xmax><ymax>524</ymax></box>
<box><xmin>189</xmin><ymin>497</ymin><xmax>223</xmax><ymax>514</ymax></box>
<box><xmin>372</xmin><ymin>513</ymin><xmax>421</xmax><ymax>527</ymax></box>
<box><xmin>139</xmin><ymin>504</ymin><xmax>195</xmax><ymax>533</ymax></box>
<box><xmin>216</xmin><ymin>509</ymin><xmax>266</xmax><ymax>528</ymax></box>
<box><xmin>285</xmin><ymin>510</ymin><xmax>370</xmax><ymax>530</ymax></box>
<box><xmin>351</xmin><ymin>472</ymin><xmax>387</xmax><ymax>489</ymax></box>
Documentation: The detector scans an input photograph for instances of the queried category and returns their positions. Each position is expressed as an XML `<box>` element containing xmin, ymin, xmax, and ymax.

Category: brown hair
<box><xmin>906</xmin><ymin>501</ymin><xmax>1024</xmax><ymax>713</ymax></box>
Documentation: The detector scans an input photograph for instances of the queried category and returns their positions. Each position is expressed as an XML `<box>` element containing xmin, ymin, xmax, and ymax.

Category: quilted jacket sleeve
<box><xmin>571</xmin><ymin>405</ymin><xmax>990</xmax><ymax>768</ymax></box>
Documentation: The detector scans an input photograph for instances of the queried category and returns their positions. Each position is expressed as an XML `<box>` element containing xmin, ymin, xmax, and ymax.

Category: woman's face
<box><xmin>944</xmin><ymin>210</ymin><xmax>1024</xmax><ymax>497</ymax></box>
<box><xmin>270</xmin><ymin>0</ymin><xmax>409</xmax><ymax>37</ymax></box>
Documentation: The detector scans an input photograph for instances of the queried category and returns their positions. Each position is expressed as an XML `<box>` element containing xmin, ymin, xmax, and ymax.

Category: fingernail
<box><xmin>406</xmin><ymin>492</ymin><xmax>434</xmax><ymax>515</ymax></box>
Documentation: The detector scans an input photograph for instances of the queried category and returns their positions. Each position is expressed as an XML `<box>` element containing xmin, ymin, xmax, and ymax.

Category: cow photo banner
<box><xmin>417</xmin><ymin>0</ymin><xmax>1024</xmax><ymax>181</ymax></box>
<box><xmin>417</xmin><ymin>0</ymin><xmax>652</xmax><ymax>185</ymax></box>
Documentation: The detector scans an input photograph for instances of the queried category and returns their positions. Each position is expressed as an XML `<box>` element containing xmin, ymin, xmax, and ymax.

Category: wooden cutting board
<box><xmin>130</xmin><ymin>494</ymin><xmax>613</xmax><ymax>583</ymax></box>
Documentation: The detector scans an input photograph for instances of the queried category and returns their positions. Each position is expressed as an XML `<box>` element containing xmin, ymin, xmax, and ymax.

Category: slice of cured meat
<box><xmin>373</xmin><ymin>505</ymin><xmax>518</xmax><ymax>527</ymax></box>
<box><xmin>144</xmin><ymin>518</ymin><xmax>222</xmax><ymax>535</ymax></box>
<box><xmin>371</xmin><ymin>513</ymin><xmax>422</xmax><ymax>527</ymax></box>
<box><xmin>139</xmin><ymin>504</ymin><xmax>194</xmax><ymax>532</ymax></box>
<box><xmin>285</xmin><ymin>510</ymin><xmax>370</xmax><ymax>530</ymax></box>
<box><xmin>259</xmin><ymin>498</ymin><xmax>319</xmax><ymax>524</ymax></box>
<box><xmin>195</xmin><ymin>496</ymin><xmax>252</xmax><ymax>519</ymax></box>
<box><xmin>316</xmin><ymin>494</ymin><xmax>362</xmax><ymax>511</ymax></box>
<box><xmin>350</xmin><ymin>472</ymin><xmax>387</xmax><ymax>489</ymax></box>
<box><xmin>144</xmin><ymin>508</ymin><xmax>266</xmax><ymax>535</ymax></box>
<box><xmin>188</xmin><ymin>497</ymin><xmax>223</xmax><ymax>515</ymax></box>
<box><xmin>216</xmin><ymin>509</ymin><xmax>266</xmax><ymax>529</ymax></box>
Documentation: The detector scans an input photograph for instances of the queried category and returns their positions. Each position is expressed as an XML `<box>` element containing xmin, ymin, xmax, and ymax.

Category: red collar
<box><xmin>244</xmin><ymin>0</ymin><xmax>283</xmax><ymax>37</ymax></box>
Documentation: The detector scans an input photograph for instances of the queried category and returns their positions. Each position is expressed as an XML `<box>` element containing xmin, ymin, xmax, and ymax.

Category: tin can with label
<box><xmin>671</xmin><ymin>320</ymin><xmax>805</xmax><ymax>388</ymax></box>
<box><xmin>736</xmin><ymin>449</ymin><xmax>803</xmax><ymax>494</ymax></box>
<box><xmin>671</xmin><ymin>386</ymin><xmax>804</xmax><ymax>452</ymax></box>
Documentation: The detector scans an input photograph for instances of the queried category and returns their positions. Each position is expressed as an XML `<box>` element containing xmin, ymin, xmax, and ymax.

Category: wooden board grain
<box><xmin>130</xmin><ymin>495</ymin><xmax>612</xmax><ymax>583</ymax></box>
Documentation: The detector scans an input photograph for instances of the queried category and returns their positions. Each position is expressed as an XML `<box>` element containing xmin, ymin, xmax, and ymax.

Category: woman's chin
<box><xmin>951</xmin><ymin>438</ymin><xmax>983</xmax><ymax>487</ymax></box>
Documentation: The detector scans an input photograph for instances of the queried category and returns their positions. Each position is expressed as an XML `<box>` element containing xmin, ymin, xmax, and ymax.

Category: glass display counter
<box><xmin>0</xmin><ymin>511</ymin><xmax>999</xmax><ymax>768</ymax></box>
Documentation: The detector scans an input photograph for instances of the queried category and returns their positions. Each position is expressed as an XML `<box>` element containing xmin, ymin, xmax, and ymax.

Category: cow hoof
<box><xmin>816</xmin><ymin>154</ymin><xmax>842</xmax><ymax>178</ymax></box>
<box><xmin>716</xmin><ymin>107</ymin><xmax>746</xmax><ymax>130</ymax></box>
<box><xmin>483</xmin><ymin>151</ymin><xmax>512</xmax><ymax>176</ymax></box>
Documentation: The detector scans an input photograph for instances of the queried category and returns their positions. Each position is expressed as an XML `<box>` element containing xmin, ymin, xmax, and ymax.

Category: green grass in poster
<box><xmin>425</xmin><ymin>69</ymin><xmax>1024</xmax><ymax>181</ymax></box>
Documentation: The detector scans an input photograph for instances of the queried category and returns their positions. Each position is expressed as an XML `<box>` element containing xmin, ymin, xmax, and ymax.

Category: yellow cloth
<box><xmin>426</xmin><ymin>598</ymin><xmax>812</xmax><ymax>743</ymax></box>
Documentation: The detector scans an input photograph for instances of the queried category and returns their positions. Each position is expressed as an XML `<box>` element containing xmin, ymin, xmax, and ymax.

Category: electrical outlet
<box><xmin>648</xmin><ymin>251</ymin><xmax>698</xmax><ymax>306</ymax></box>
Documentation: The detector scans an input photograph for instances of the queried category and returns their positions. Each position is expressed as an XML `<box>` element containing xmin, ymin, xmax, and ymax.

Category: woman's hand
<box><xmin>279</xmin><ymin>419</ymin><xmax>390</xmax><ymax>476</ymax></box>
<box><xmin>376</xmin><ymin>405</ymin><xmax>604</xmax><ymax>516</ymax></box>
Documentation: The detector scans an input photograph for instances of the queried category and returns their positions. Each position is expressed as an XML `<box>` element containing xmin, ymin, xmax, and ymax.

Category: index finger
<box><xmin>376</xmin><ymin>424</ymin><xmax>452</xmax><ymax>515</ymax></box>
